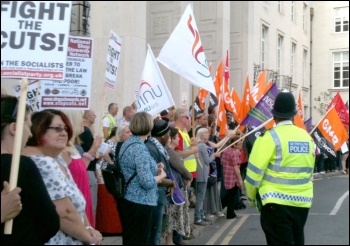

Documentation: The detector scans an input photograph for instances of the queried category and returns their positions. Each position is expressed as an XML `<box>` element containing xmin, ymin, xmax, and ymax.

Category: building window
<box><xmin>277</xmin><ymin>35</ymin><xmax>283</xmax><ymax>87</ymax></box>
<box><xmin>278</xmin><ymin>1</ymin><xmax>282</xmax><ymax>13</ymax></box>
<box><xmin>333</xmin><ymin>52</ymin><xmax>349</xmax><ymax>88</ymax></box>
<box><xmin>71</xmin><ymin>1</ymin><xmax>90</xmax><ymax>36</ymax></box>
<box><xmin>303</xmin><ymin>49</ymin><xmax>307</xmax><ymax>87</ymax></box>
<box><xmin>261</xmin><ymin>25</ymin><xmax>268</xmax><ymax>70</ymax></box>
<box><xmin>291</xmin><ymin>42</ymin><xmax>296</xmax><ymax>80</ymax></box>
<box><xmin>334</xmin><ymin>7</ymin><xmax>349</xmax><ymax>33</ymax></box>
<box><xmin>291</xmin><ymin>1</ymin><xmax>295</xmax><ymax>22</ymax></box>
<box><xmin>303</xmin><ymin>3</ymin><xmax>307</xmax><ymax>30</ymax></box>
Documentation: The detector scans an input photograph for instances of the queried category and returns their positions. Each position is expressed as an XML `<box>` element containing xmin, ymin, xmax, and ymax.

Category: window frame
<box><xmin>291</xmin><ymin>1</ymin><xmax>295</xmax><ymax>22</ymax></box>
<box><xmin>333</xmin><ymin>52</ymin><xmax>349</xmax><ymax>88</ymax></box>
<box><xmin>277</xmin><ymin>34</ymin><xmax>283</xmax><ymax>87</ymax></box>
<box><xmin>303</xmin><ymin>49</ymin><xmax>307</xmax><ymax>87</ymax></box>
<box><xmin>334</xmin><ymin>7</ymin><xmax>349</xmax><ymax>33</ymax></box>
<box><xmin>291</xmin><ymin>42</ymin><xmax>296</xmax><ymax>80</ymax></box>
<box><xmin>261</xmin><ymin>25</ymin><xmax>268</xmax><ymax>70</ymax></box>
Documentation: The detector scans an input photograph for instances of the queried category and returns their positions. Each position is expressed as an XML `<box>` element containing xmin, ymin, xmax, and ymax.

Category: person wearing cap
<box><xmin>145</xmin><ymin>119</ymin><xmax>177</xmax><ymax>245</ymax></box>
<box><xmin>245</xmin><ymin>91</ymin><xmax>316</xmax><ymax>245</ymax></box>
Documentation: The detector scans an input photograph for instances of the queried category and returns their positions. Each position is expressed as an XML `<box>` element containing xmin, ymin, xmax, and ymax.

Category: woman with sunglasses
<box><xmin>1</xmin><ymin>95</ymin><xmax>59</xmax><ymax>244</ymax></box>
<box><xmin>23</xmin><ymin>109</ymin><xmax>102</xmax><ymax>245</ymax></box>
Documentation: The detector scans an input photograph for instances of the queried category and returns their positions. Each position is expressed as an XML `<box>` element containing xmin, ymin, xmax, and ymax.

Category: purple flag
<box><xmin>304</xmin><ymin>117</ymin><xmax>312</xmax><ymax>133</ymax></box>
<box><xmin>241</xmin><ymin>83</ymin><xmax>279</xmax><ymax>127</ymax></box>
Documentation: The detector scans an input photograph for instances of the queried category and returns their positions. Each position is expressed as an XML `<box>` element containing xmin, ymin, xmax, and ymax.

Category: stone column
<box><xmin>90</xmin><ymin>1</ymin><xmax>146</xmax><ymax>128</ymax></box>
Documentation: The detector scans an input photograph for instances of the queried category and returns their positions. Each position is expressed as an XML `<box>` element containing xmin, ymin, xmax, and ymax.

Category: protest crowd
<box><xmin>1</xmin><ymin>2</ymin><xmax>349</xmax><ymax>246</ymax></box>
<box><xmin>1</xmin><ymin>89</ymin><xmax>349</xmax><ymax>245</ymax></box>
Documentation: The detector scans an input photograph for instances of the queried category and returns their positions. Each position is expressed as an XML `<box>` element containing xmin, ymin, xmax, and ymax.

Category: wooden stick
<box><xmin>32</xmin><ymin>80</ymin><xmax>41</xmax><ymax>112</ymax></box>
<box><xmin>96</xmin><ymin>87</ymin><xmax>107</xmax><ymax>159</ymax></box>
<box><xmin>217</xmin><ymin>118</ymin><xmax>273</xmax><ymax>155</ymax></box>
<box><xmin>216</xmin><ymin>125</ymin><xmax>240</xmax><ymax>153</ymax></box>
<box><xmin>4</xmin><ymin>78</ymin><xmax>28</xmax><ymax>234</ymax></box>
<box><xmin>191</xmin><ymin>85</ymin><xmax>195</xmax><ymax>136</ymax></box>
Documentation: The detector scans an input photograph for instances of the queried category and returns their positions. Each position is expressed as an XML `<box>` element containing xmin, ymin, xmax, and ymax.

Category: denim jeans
<box><xmin>194</xmin><ymin>182</ymin><xmax>207</xmax><ymax>222</ymax></box>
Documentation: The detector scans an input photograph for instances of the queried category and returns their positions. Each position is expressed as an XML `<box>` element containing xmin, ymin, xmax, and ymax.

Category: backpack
<box><xmin>102</xmin><ymin>142</ymin><xmax>137</xmax><ymax>199</ymax></box>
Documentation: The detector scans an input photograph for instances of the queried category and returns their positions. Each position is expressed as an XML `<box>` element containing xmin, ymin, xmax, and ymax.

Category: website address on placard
<box><xmin>41</xmin><ymin>96</ymin><xmax>88</xmax><ymax>108</ymax></box>
<box><xmin>1</xmin><ymin>70</ymin><xmax>63</xmax><ymax>79</ymax></box>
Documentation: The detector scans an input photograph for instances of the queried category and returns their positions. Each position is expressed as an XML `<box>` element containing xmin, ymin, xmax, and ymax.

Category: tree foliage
<box><xmin>313</xmin><ymin>91</ymin><xmax>333</xmax><ymax>116</ymax></box>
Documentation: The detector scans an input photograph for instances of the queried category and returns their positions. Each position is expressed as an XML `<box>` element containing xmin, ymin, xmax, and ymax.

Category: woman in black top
<box><xmin>1</xmin><ymin>95</ymin><xmax>59</xmax><ymax>244</ymax></box>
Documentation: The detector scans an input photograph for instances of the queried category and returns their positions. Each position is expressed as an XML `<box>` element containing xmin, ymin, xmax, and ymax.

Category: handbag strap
<box><xmin>118</xmin><ymin>142</ymin><xmax>138</xmax><ymax>187</ymax></box>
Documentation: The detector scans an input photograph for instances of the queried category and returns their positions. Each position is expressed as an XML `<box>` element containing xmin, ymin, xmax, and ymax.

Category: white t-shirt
<box><xmin>340</xmin><ymin>141</ymin><xmax>349</xmax><ymax>154</ymax></box>
<box><xmin>102</xmin><ymin>114</ymin><xmax>116</xmax><ymax>127</ymax></box>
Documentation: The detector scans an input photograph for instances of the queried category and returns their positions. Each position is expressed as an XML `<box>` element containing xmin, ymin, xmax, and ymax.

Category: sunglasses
<box><xmin>47</xmin><ymin>126</ymin><xmax>68</xmax><ymax>133</ymax></box>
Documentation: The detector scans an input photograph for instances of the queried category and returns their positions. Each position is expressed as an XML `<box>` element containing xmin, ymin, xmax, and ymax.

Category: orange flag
<box><xmin>216</xmin><ymin>94</ymin><xmax>227</xmax><ymax>138</ymax></box>
<box><xmin>250</xmin><ymin>69</ymin><xmax>267</xmax><ymax>108</ymax></box>
<box><xmin>297</xmin><ymin>91</ymin><xmax>304</xmax><ymax>120</ymax></box>
<box><xmin>239</xmin><ymin>75</ymin><xmax>251</xmax><ymax>124</ymax></box>
<box><xmin>222</xmin><ymin>79</ymin><xmax>235</xmax><ymax>114</ymax></box>
<box><xmin>311</xmin><ymin>107</ymin><xmax>349</xmax><ymax>152</ymax></box>
<box><xmin>213</xmin><ymin>61</ymin><xmax>223</xmax><ymax>98</ymax></box>
<box><xmin>326</xmin><ymin>92</ymin><xmax>349</xmax><ymax>130</ymax></box>
<box><xmin>265</xmin><ymin>79</ymin><xmax>273</xmax><ymax>94</ymax></box>
<box><xmin>231</xmin><ymin>88</ymin><xmax>241</xmax><ymax>123</ymax></box>
<box><xmin>294</xmin><ymin>113</ymin><xmax>306</xmax><ymax>131</ymax></box>
<box><xmin>311</xmin><ymin>106</ymin><xmax>348</xmax><ymax>153</ymax></box>
<box><xmin>265</xmin><ymin>119</ymin><xmax>276</xmax><ymax>130</ymax></box>
<box><xmin>196</xmin><ymin>88</ymin><xmax>208</xmax><ymax>111</ymax></box>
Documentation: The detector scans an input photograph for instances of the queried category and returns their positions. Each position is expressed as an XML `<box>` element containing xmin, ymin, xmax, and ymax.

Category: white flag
<box><xmin>156</xmin><ymin>4</ymin><xmax>215</xmax><ymax>95</ymax></box>
<box><xmin>136</xmin><ymin>44</ymin><xmax>175</xmax><ymax>117</ymax></box>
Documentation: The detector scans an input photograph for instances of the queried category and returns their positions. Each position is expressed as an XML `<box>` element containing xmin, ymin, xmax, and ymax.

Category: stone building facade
<box><xmin>2</xmin><ymin>1</ymin><xmax>348</xmax><ymax>130</ymax></box>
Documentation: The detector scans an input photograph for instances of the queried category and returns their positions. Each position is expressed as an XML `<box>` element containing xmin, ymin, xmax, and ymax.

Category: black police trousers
<box><xmin>260</xmin><ymin>203</ymin><xmax>309</xmax><ymax>245</ymax></box>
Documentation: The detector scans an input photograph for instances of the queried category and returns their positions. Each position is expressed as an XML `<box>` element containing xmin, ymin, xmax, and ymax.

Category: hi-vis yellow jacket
<box><xmin>104</xmin><ymin>114</ymin><xmax>117</xmax><ymax>136</ymax></box>
<box><xmin>177</xmin><ymin>128</ymin><xmax>197</xmax><ymax>173</ymax></box>
<box><xmin>244</xmin><ymin>121</ymin><xmax>316</xmax><ymax>208</ymax></box>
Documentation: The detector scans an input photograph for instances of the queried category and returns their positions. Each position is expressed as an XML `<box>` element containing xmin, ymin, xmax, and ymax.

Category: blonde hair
<box><xmin>60</xmin><ymin>109</ymin><xmax>84</xmax><ymax>155</ymax></box>
<box><xmin>174</xmin><ymin>108</ymin><xmax>187</xmax><ymax>121</ymax></box>
<box><xmin>196</xmin><ymin>127</ymin><xmax>209</xmax><ymax>143</ymax></box>
<box><xmin>116</xmin><ymin>123</ymin><xmax>129</xmax><ymax>142</ymax></box>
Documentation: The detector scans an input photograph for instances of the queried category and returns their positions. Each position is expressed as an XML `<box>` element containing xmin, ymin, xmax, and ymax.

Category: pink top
<box><xmin>68</xmin><ymin>158</ymin><xmax>95</xmax><ymax>227</ymax></box>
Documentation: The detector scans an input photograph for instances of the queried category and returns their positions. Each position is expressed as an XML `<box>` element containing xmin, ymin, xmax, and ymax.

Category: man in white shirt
<box><xmin>117</xmin><ymin>105</ymin><xmax>135</xmax><ymax>126</ymax></box>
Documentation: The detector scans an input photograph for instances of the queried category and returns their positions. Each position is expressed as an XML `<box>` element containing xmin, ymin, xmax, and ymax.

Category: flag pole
<box><xmin>191</xmin><ymin>84</ymin><xmax>195</xmax><ymax>135</ymax></box>
<box><xmin>96</xmin><ymin>86</ymin><xmax>107</xmax><ymax>158</ymax></box>
<box><xmin>216</xmin><ymin>125</ymin><xmax>240</xmax><ymax>153</ymax></box>
<box><xmin>4</xmin><ymin>78</ymin><xmax>28</xmax><ymax>234</ymax></box>
<box><xmin>217</xmin><ymin>118</ymin><xmax>273</xmax><ymax>155</ymax></box>
<box><xmin>33</xmin><ymin>80</ymin><xmax>41</xmax><ymax>112</ymax></box>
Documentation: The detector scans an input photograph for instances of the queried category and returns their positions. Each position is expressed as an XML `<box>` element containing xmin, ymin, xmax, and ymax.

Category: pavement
<box><xmin>101</xmin><ymin>203</ymin><xmax>219</xmax><ymax>245</ymax></box>
<box><xmin>102</xmin><ymin>170</ymin><xmax>347</xmax><ymax>245</ymax></box>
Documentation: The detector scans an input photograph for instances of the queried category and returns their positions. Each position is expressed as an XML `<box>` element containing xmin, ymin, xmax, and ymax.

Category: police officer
<box><xmin>245</xmin><ymin>91</ymin><xmax>315</xmax><ymax>245</ymax></box>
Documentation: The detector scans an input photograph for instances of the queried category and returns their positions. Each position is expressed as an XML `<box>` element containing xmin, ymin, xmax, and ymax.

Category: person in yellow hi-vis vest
<box><xmin>102</xmin><ymin>103</ymin><xmax>119</xmax><ymax>140</ymax></box>
<box><xmin>245</xmin><ymin>91</ymin><xmax>316</xmax><ymax>245</ymax></box>
<box><xmin>173</xmin><ymin>108</ymin><xmax>198</xmax><ymax>178</ymax></box>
